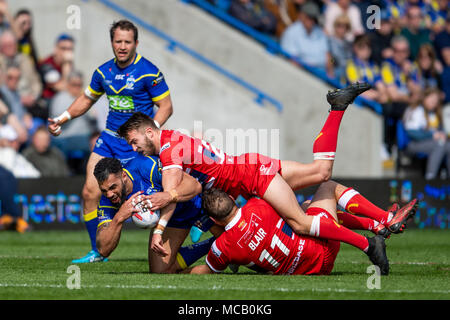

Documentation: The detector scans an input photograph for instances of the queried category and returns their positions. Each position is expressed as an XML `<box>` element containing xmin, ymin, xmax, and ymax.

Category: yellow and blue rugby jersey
<box><xmin>380</xmin><ymin>58</ymin><xmax>419</xmax><ymax>94</ymax></box>
<box><xmin>97</xmin><ymin>154</ymin><xmax>203</xmax><ymax>228</ymax></box>
<box><xmin>86</xmin><ymin>53</ymin><xmax>170</xmax><ymax>132</ymax></box>
<box><xmin>97</xmin><ymin>154</ymin><xmax>162</xmax><ymax>228</ymax></box>
<box><xmin>345</xmin><ymin>58</ymin><xmax>382</xmax><ymax>86</ymax></box>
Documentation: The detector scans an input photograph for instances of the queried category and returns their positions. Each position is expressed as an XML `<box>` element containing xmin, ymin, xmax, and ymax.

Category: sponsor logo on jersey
<box><xmin>126</xmin><ymin>75</ymin><xmax>135</xmax><ymax>90</ymax></box>
<box><xmin>287</xmin><ymin>239</ymin><xmax>306</xmax><ymax>274</ymax></box>
<box><xmin>211</xmin><ymin>241</ymin><xmax>222</xmax><ymax>258</ymax></box>
<box><xmin>160</xmin><ymin>142</ymin><xmax>171</xmax><ymax>153</ymax></box>
<box><xmin>237</xmin><ymin>213</ymin><xmax>262</xmax><ymax>249</ymax></box>
<box><xmin>95</xmin><ymin>138</ymin><xmax>103</xmax><ymax>148</ymax></box>
<box><xmin>259</xmin><ymin>162</ymin><xmax>273</xmax><ymax>175</ymax></box>
<box><xmin>152</xmin><ymin>73</ymin><xmax>164</xmax><ymax>87</ymax></box>
<box><xmin>115</xmin><ymin>74</ymin><xmax>125</xmax><ymax>80</ymax></box>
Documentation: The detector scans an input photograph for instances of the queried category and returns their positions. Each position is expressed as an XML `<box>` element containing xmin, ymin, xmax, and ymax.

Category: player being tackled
<box><xmin>117</xmin><ymin>82</ymin><xmax>418</xmax><ymax>275</ymax></box>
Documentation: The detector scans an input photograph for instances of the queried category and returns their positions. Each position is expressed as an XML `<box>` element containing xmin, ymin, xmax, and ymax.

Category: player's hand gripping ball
<box><xmin>131</xmin><ymin>195</ymin><xmax>160</xmax><ymax>229</ymax></box>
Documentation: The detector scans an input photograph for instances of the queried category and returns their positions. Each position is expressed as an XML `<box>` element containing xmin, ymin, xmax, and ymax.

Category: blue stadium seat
<box><xmin>396</xmin><ymin>121</ymin><xmax>427</xmax><ymax>158</ymax></box>
<box><xmin>396</xmin><ymin>120</ymin><xmax>428</xmax><ymax>177</ymax></box>
<box><xmin>215</xmin><ymin>0</ymin><xmax>231</xmax><ymax>11</ymax></box>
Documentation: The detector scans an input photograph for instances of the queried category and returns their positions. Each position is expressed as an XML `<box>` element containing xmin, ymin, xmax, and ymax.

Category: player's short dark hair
<box><xmin>93</xmin><ymin>157</ymin><xmax>123</xmax><ymax>183</ymax></box>
<box><xmin>110</xmin><ymin>19</ymin><xmax>138</xmax><ymax>42</ymax></box>
<box><xmin>202</xmin><ymin>188</ymin><xmax>235</xmax><ymax>221</ymax></box>
<box><xmin>117</xmin><ymin>112</ymin><xmax>158</xmax><ymax>139</ymax></box>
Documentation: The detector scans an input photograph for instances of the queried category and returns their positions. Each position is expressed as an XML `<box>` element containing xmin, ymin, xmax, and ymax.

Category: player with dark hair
<box><xmin>93</xmin><ymin>156</ymin><xmax>219</xmax><ymax>273</ymax></box>
<box><xmin>185</xmin><ymin>185</ymin><xmax>399</xmax><ymax>276</ymax></box>
<box><xmin>48</xmin><ymin>19</ymin><xmax>174</xmax><ymax>263</ymax></box>
<box><xmin>117</xmin><ymin>83</ymin><xmax>417</xmax><ymax>273</ymax></box>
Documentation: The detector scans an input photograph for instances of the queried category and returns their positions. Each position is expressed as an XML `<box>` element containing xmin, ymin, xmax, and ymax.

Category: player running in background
<box><xmin>186</xmin><ymin>185</ymin><xmax>408</xmax><ymax>276</ymax></box>
<box><xmin>117</xmin><ymin>83</ymin><xmax>417</xmax><ymax>273</ymax></box>
<box><xmin>93</xmin><ymin>156</ymin><xmax>220</xmax><ymax>273</ymax></box>
<box><xmin>47</xmin><ymin>20</ymin><xmax>174</xmax><ymax>263</ymax></box>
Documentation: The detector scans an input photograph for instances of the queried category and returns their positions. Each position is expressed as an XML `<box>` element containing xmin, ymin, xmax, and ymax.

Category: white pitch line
<box><xmin>0</xmin><ymin>283</ymin><xmax>448</xmax><ymax>295</ymax></box>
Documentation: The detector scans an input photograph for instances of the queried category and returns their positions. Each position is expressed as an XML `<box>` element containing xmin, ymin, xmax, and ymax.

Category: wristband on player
<box><xmin>53</xmin><ymin>110</ymin><xmax>72</xmax><ymax>124</ymax></box>
<box><xmin>153</xmin><ymin>229</ymin><xmax>163</xmax><ymax>235</ymax></box>
<box><xmin>168</xmin><ymin>189</ymin><xmax>178</xmax><ymax>203</ymax></box>
<box><xmin>158</xmin><ymin>219</ymin><xmax>168</xmax><ymax>228</ymax></box>
<box><xmin>154</xmin><ymin>119</ymin><xmax>161</xmax><ymax>129</ymax></box>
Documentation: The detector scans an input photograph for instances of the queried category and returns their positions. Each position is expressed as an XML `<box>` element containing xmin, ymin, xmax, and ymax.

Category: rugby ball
<box><xmin>131</xmin><ymin>197</ymin><xmax>160</xmax><ymax>229</ymax></box>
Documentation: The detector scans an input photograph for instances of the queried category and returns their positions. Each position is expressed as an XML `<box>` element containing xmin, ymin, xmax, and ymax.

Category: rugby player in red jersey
<box><xmin>184</xmin><ymin>186</ymin><xmax>389</xmax><ymax>276</ymax></box>
<box><xmin>117</xmin><ymin>83</ymin><xmax>417</xmax><ymax>273</ymax></box>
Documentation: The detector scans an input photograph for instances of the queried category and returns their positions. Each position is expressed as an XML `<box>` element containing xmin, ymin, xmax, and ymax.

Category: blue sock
<box><xmin>177</xmin><ymin>236</ymin><xmax>215</xmax><ymax>269</ymax></box>
<box><xmin>198</xmin><ymin>215</ymin><xmax>215</xmax><ymax>232</ymax></box>
<box><xmin>84</xmin><ymin>209</ymin><xmax>98</xmax><ymax>252</ymax></box>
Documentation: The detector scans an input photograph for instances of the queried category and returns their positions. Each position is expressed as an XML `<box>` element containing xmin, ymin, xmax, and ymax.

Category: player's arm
<box><xmin>181</xmin><ymin>264</ymin><xmax>214</xmax><ymax>274</ymax></box>
<box><xmin>48</xmin><ymin>94</ymin><xmax>97</xmax><ymax>136</ymax></box>
<box><xmin>48</xmin><ymin>69</ymin><xmax>103</xmax><ymax>136</ymax></box>
<box><xmin>152</xmin><ymin>94</ymin><xmax>173</xmax><ymax>128</ymax></box>
<box><xmin>150</xmin><ymin>167</ymin><xmax>183</xmax><ymax>257</ymax></box>
<box><xmin>145</xmin><ymin>172</ymin><xmax>202</xmax><ymax>211</ymax></box>
<box><xmin>96</xmin><ymin>192</ymin><xmax>141</xmax><ymax>257</ymax></box>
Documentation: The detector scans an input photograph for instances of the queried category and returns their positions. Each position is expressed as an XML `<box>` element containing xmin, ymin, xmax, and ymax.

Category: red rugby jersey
<box><xmin>205</xmin><ymin>198</ymin><xmax>326</xmax><ymax>275</ymax></box>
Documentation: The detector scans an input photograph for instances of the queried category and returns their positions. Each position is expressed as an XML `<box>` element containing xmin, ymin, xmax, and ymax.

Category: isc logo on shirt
<box><xmin>115</xmin><ymin>74</ymin><xmax>125</xmax><ymax>80</ymax></box>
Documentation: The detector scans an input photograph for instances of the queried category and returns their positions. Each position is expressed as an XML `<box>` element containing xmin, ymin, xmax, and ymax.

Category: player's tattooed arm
<box><xmin>95</xmin><ymin>220</ymin><xmax>122</xmax><ymax>258</ymax></box>
<box><xmin>96</xmin><ymin>193</ymin><xmax>141</xmax><ymax>257</ymax></box>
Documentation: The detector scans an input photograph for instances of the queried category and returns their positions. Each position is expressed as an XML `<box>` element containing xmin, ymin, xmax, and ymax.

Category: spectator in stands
<box><xmin>264</xmin><ymin>0</ymin><xmax>304</xmax><ymax>38</ymax></box>
<box><xmin>433</xmin><ymin>11</ymin><xmax>450</xmax><ymax>64</ymax></box>
<box><xmin>0</xmin><ymin>30</ymin><xmax>42</xmax><ymax>118</ymax></box>
<box><xmin>0</xmin><ymin>87</ymin><xmax>27</xmax><ymax>148</ymax></box>
<box><xmin>281</xmin><ymin>1</ymin><xmax>334</xmax><ymax>76</ymax></box>
<box><xmin>0</xmin><ymin>65</ymin><xmax>31</xmax><ymax>129</ymax></box>
<box><xmin>345</xmin><ymin>34</ymin><xmax>388</xmax><ymax>104</ymax></box>
<box><xmin>49</xmin><ymin>70</ymin><xmax>94</xmax><ymax>157</ymax></box>
<box><xmin>400</xmin><ymin>5</ymin><xmax>431</xmax><ymax>61</ymax></box>
<box><xmin>440</xmin><ymin>46</ymin><xmax>450</xmax><ymax>104</ymax></box>
<box><xmin>0</xmin><ymin>164</ymin><xmax>30</xmax><ymax>233</ymax></box>
<box><xmin>39</xmin><ymin>33</ymin><xmax>75</xmax><ymax>102</ymax></box>
<box><xmin>402</xmin><ymin>88</ymin><xmax>450</xmax><ymax>179</ymax></box>
<box><xmin>414</xmin><ymin>43</ymin><xmax>443</xmax><ymax>91</ymax></box>
<box><xmin>323</xmin><ymin>0</ymin><xmax>364</xmax><ymax>42</ymax></box>
<box><xmin>368</xmin><ymin>10</ymin><xmax>395</xmax><ymax>66</ymax></box>
<box><xmin>228</xmin><ymin>0</ymin><xmax>277</xmax><ymax>35</ymax></box>
<box><xmin>0</xmin><ymin>101</ymin><xmax>38</xmax><ymax>178</ymax></box>
<box><xmin>12</xmin><ymin>9</ymin><xmax>38</xmax><ymax>70</ymax></box>
<box><xmin>0</xmin><ymin>0</ymin><xmax>12</xmax><ymax>35</ymax></box>
<box><xmin>380</xmin><ymin>35</ymin><xmax>422</xmax><ymax>158</ymax></box>
<box><xmin>425</xmin><ymin>0</ymin><xmax>449</xmax><ymax>34</ymax></box>
<box><xmin>22</xmin><ymin>125</ymin><xmax>70</xmax><ymax>177</ymax></box>
<box><xmin>328</xmin><ymin>14</ymin><xmax>352</xmax><ymax>83</ymax></box>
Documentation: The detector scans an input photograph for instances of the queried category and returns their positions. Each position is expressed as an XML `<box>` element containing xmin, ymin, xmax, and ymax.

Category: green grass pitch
<box><xmin>0</xmin><ymin>229</ymin><xmax>449</xmax><ymax>300</ymax></box>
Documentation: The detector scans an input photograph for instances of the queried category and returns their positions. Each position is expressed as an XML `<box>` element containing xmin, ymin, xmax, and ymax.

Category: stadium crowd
<box><xmin>0</xmin><ymin>2</ymin><xmax>107</xmax><ymax>179</ymax></box>
<box><xmin>0</xmin><ymin>1</ymin><xmax>107</xmax><ymax>232</ymax></box>
<box><xmin>211</xmin><ymin>0</ymin><xmax>450</xmax><ymax>177</ymax></box>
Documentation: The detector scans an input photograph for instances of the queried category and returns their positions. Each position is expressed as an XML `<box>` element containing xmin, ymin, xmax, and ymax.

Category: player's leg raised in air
<box><xmin>260</xmin><ymin>83</ymin><xmax>406</xmax><ymax>274</ymax></box>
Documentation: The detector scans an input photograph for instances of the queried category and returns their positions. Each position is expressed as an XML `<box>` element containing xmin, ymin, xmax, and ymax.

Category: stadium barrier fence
<box><xmin>8</xmin><ymin>177</ymin><xmax>449</xmax><ymax>230</ymax></box>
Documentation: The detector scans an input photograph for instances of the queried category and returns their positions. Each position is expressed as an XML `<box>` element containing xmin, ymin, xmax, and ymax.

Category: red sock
<box><xmin>309</xmin><ymin>213</ymin><xmax>369</xmax><ymax>252</ymax></box>
<box><xmin>338</xmin><ymin>188</ymin><xmax>392</xmax><ymax>225</ymax></box>
<box><xmin>337</xmin><ymin>210</ymin><xmax>377</xmax><ymax>231</ymax></box>
<box><xmin>312</xmin><ymin>110</ymin><xmax>345</xmax><ymax>160</ymax></box>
